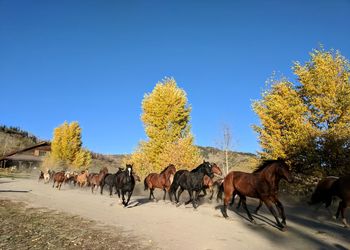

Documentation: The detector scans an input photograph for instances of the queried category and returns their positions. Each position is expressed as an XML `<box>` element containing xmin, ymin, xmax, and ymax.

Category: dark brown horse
<box><xmin>52</xmin><ymin>171</ymin><xmax>66</xmax><ymax>190</ymax></box>
<box><xmin>90</xmin><ymin>167</ymin><xmax>108</xmax><ymax>193</ymax></box>
<box><xmin>221</xmin><ymin>159</ymin><xmax>293</xmax><ymax>230</ymax></box>
<box><xmin>309</xmin><ymin>176</ymin><xmax>339</xmax><ymax>214</ymax></box>
<box><xmin>144</xmin><ymin>164</ymin><xmax>176</xmax><ymax>200</ymax></box>
<box><xmin>331</xmin><ymin>176</ymin><xmax>350</xmax><ymax>228</ymax></box>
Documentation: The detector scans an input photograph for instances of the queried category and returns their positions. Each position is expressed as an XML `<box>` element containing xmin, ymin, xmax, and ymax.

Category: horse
<box><xmin>76</xmin><ymin>170</ymin><xmax>90</xmax><ymax>188</ymax></box>
<box><xmin>331</xmin><ymin>176</ymin><xmax>350</xmax><ymax>227</ymax></box>
<box><xmin>38</xmin><ymin>171</ymin><xmax>44</xmax><ymax>182</ymax></box>
<box><xmin>100</xmin><ymin>167</ymin><xmax>124</xmax><ymax>196</ymax></box>
<box><xmin>170</xmin><ymin>161</ymin><xmax>219</xmax><ymax>203</ymax></box>
<box><xmin>144</xmin><ymin>164</ymin><xmax>176</xmax><ymax>200</ymax></box>
<box><xmin>308</xmin><ymin>176</ymin><xmax>339</xmax><ymax>216</ymax></box>
<box><xmin>169</xmin><ymin>161</ymin><xmax>214</xmax><ymax>208</ymax></box>
<box><xmin>200</xmin><ymin>163</ymin><xmax>222</xmax><ymax>197</ymax></box>
<box><xmin>52</xmin><ymin>171</ymin><xmax>66</xmax><ymax>190</ymax></box>
<box><xmin>90</xmin><ymin>167</ymin><xmax>108</xmax><ymax>193</ymax></box>
<box><xmin>43</xmin><ymin>170</ymin><xmax>51</xmax><ymax>183</ymax></box>
<box><xmin>221</xmin><ymin>159</ymin><xmax>293</xmax><ymax>230</ymax></box>
<box><xmin>115</xmin><ymin>164</ymin><xmax>136</xmax><ymax>207</ymax></box>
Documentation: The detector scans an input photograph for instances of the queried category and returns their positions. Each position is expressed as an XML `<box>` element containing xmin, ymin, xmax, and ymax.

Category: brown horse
<box><xmin>76</xmin><ymin>170</ymin><xmax>89</xmax><ymax>187</ymax></box>
<box><xmin>144</xmin><ymin>164</ymin><xmax>176</xmax><ymax>200</ymax></box>
<box><xmin>221</xmin><ymin>159</ymin><xmax>293</xmax><ymax>230</ymax></box>
<box><xmin>52</xmin><ymin>171</ymin><xmax>66</xmax><ymax>190</ymax></box>
<box><xmin>90</xmin><ymin>167</ymin><xmax>108</xmax><ymax>193</ymax></box>
<box><xmin>203</xmin><ymin>175</ymin><xmax>214</xmax><ymax>199</ymax></box>
<box><xmin>330</xmin><ymin>176</ymin><xmax>350</xmax><ymax>227</ymax></box>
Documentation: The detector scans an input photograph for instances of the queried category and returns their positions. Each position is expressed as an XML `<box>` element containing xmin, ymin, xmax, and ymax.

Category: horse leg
<box><xmin>221</xmin><ymin>187</ymin><xmax>234</xmax><ymax>218</ymax></box>
<box><xmin>184</xmin><ymin>189</ymin><xmax>193</xmax><ymax>205</ymax></box>
<box><xmin>52</xmin><ymin>180</ymin><xmax>55</xmax><ymax>188</ymax></box>
<box><xmin>240</xmin><ymin>196</ymin><xmax>255</xmax><ymax>223</ymax></box>
<box><xmin>336</xmin><ymin>200</ymin><xmax>349</xmax><ymax>228</ymax></box>
<box><xmin>122</xmin><ymin>191</ymin><xmax>126</xmax><ymax>206</ymax></box>
<box><xmin>177</xmin><ymin>187</ymin><xmax>185</xmax><ymax>204</ymax></box>
<box><xmin>274</xmin><ymin>198</ymin><xmax>286</xmax><ymax>225</ymax></box>
<box><xmin>100</xmin><ymin>183</ymin><xmax>105</xmax><ymax>195</ymax></box>
<box><xmin>163</xmin><ymin>188</ymin><xmax>167</xmax><ymax>201</ymax></box>
<box><xmin>192</xmin><ymin>190</ymin><xmax>200</xmax><ymax>209</ymax></box>
<box><xmin>209</xmin><ymin>187</ymin><xmax>214</xmax><ymax>200</ymax></box>
<box><xmin>263</xmin><ymin>199</ymin><xmax>284</xmax><ymax>229</ymax></box>
<box><xmin>254</xmin><ymin>200</ymin><xmax>263</xmax><ymax>214</ymax></box>
<box><xmin>124</xmin><ymin>190</ymin><xmax>133</xmax><ymax>207</ymax></box>
<box><xmin>109</xmin><ymin>185</ymin><xmax>113</xmax><ymax>197</ymax></box>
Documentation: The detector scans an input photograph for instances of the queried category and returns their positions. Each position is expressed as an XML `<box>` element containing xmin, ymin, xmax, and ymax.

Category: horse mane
<box><xmin>160</xmin><ymin>164</ymin><xmax>174</xmax><ymax>174</ymax></box>
<box><xmin>253</xmin><ymin>159</ymin><xmax>283</xmax><ymax>173</ymax></box>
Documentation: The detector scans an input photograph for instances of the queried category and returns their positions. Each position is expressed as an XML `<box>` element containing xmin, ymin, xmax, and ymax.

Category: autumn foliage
<box><xmin>46</xmin><ymin>121</ymin><xmax>91</xmax><ymax>170</ymax></box>
<box><xmin>127</xmin><ymin>78</ymin><xmax>201</xmax><ymax>177</ymax></box>
<box><xmin>253</xmin><ymin>48</ymin><xmax>350</xmax><ymax>174</ymax></box>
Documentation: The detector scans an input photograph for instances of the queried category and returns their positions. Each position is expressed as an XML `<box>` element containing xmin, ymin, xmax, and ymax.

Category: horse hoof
<box><xmin>176</xmin><ymin>203</ymin><xmax>181</xmax><ymax>207</ymax></box>
<box><xmin>282</xmin><ymin>221</ymin><xmax>287</xmax><ymax>226</ymax></box>
<box><xmin>251</xmin><ymin>219</ymin><xmax>257</xmax><ymax>224</ymax></box>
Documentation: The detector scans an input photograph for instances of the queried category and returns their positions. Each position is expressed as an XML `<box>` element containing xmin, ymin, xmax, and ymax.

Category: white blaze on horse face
<box><xmin>128</xmin><ymin>167</ymin><xmax>131</xmax><ymax>176</ymax></box>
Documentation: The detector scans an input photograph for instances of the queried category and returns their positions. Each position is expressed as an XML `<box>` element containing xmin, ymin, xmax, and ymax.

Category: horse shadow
<box><xmin>0</xmin><ymin>189</ymin><xmax>31</xmax><ymax>193</ymax></box>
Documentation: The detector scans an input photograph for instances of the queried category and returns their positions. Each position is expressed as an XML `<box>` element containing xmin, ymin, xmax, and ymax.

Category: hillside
<box><xmin>198</xmin><ymin>146</ymin><xmax>259</xmax><ymax>173</ymax></box>
<box><xmin>0</xmin><ymin>125</ymin><xmax>40</xmax><ymax>157</ymax></box>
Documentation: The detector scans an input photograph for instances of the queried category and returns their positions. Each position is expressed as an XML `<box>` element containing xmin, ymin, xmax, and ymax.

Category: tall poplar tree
<box><xmin>128</xmin><ymin>77</ymin><xmax>201</xmax><ymax>176</ymax></box>
<box><xmin>50</xmin><ymin>121</ymin><xmax>91</xmax><ymax>170</ymax></box>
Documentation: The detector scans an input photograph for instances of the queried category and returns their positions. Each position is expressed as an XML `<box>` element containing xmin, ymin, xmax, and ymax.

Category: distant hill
<box><xmin>0</xmin><ymin>125</ymin><xmax>41</xmax><ymax>157</ymax></box>
<box><xmin>198</xmin><ymin>146</ymin><xmax>259</xmax><ymax>173</ymax></box>
<box><xmin>0</xmin><ymin>125</ymin><xmax>259</xmax><ymax>172</ymax></box>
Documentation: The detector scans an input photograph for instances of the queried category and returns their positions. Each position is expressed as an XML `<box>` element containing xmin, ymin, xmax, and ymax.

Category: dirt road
<box><xmin>0</xmin><ymin>178</ymin><xmax>349</xmax><ymax>250</ymax></box>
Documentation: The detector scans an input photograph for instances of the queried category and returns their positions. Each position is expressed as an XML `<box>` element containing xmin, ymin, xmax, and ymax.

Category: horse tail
<box><xmin>217</xmin><ymin>182</ymin><xmax>224</xmax><ymax>201</ymax></box>
<box><xmin>144</xmin><ymin>177</ymin><xmax>149</xmax><ymax>191</ymax></box>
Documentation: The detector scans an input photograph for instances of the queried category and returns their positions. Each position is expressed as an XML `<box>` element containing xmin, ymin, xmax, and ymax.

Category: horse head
<box><xmin>211</xmin><ymin>163</ymin><xmax>223</xmax><ymax>176</ymax></box>
<box><xmin>276</xmin><ymin>158</ymin><xmax>293</xmax><ymax>183</ymax></box>
<box><xmin>202</xmin><ymin>161</ymin><xmax>214</xmax><ymax>178</ymax></box>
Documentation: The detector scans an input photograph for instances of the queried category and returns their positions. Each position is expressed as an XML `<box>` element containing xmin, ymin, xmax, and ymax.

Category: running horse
<box><xmin>310</xmin><ymin>176</ymin><xmax>350</xmax><ymax>227</ymax></box>
<box><xmin>144</xmin><ymin>164</ymin><xmax>176</xmax><ymax>200</ymax></box>
<box><xmin>90</xmin><ymin>167</ymin><xmax>108</xmax><ymax>193</ymax></box>
<box><xmin>221</xmin><ymin>158</ymin><xmax>293</xmax><ymax>230</ymax></box>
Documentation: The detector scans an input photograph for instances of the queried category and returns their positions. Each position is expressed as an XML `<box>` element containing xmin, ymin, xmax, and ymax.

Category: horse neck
<box><xmin>259</xmin><ymin>165</ymin><xmax>281</xmax><ymax>189</ymax></box>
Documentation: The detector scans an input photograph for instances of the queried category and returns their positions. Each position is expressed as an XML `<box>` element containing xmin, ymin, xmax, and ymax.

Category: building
<box><xmin>0</xmin><ymin>142</ymin><xmax>51</xmax><ymax>169</ymax></box>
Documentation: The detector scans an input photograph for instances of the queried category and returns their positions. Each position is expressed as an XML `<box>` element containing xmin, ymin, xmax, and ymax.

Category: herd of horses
<box><xmin>39</xmin><ymin>159</ymin><xmax>350</xmax><ymax>230</ymax></box>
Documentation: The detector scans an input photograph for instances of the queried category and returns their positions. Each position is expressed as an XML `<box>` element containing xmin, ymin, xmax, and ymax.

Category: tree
<box><xmin>128</xmin><ymin>77</ymin><xmax>201</xmax><ymax>177</ymax></box>
<box><xmin>253</xmin><ymin>48</ymin><xmax>350</xmax><ymax>174</ymax></box>
<box><xmin>50</xmin><ymin>121</ymin><xmax>91</xmax><ymax>170</ymax></box>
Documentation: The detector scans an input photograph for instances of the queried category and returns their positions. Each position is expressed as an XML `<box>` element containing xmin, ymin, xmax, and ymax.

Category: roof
<box><xmin>0</xmin><ymin>141</ymin><xmax>51</xmax><ymax>161</ymax></box>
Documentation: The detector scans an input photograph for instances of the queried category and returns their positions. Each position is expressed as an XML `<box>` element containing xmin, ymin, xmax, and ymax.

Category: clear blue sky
<box><xmin>1</xmin><ymin>1</ymin><xmax>349</xmax><ymax>154</ymax></box>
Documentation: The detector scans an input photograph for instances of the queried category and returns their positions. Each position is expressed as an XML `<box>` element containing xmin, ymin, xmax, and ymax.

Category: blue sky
<box><xmin>1</xmin><ymin>1</ymin><xmax>349</xmax><ymax>154</ymax></box>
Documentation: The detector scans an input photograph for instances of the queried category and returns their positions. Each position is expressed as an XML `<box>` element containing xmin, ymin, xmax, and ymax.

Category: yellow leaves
<box><xmin>254</xmin><ymin>47</ymin><xmax>350</xmax><ymax>172</ymax></box>
<box><xmin>129</xmin><ymin>77</ymin><xmax>200</xmax><ymax>177</ymax></box>
<box><xmin>49</xmin><ymin>121</ymin><xmax>91</xmax><ymax>170</ymax></box>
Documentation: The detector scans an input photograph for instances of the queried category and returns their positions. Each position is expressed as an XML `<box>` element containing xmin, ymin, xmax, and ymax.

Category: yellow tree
<box><xmin>253</xmin><ymin>80</ymin><xmax>315</xmax><ymax>170</ymax></box>
<box><xmin>253</xmin><ymin>48</ymin><xmax>350</xmax><ymax>174</ymax></box>
<box><xmin>128</xmin><ymin>77</ymin><xmax>201</xmax><ymax>177</ymax></box>
<box><xmin>50</xmin><ymin>121</ymin><xmax>91</xmax><ymax>170</ymax></box>
<box><xmin>294</xmin><ymin>48</ymin><xmax>350</xmax><ymax>172</ymax></box>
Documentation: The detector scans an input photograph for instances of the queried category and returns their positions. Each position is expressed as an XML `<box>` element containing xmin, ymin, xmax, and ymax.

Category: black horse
<box><xmin>169</xmin><ymin>161</ymin><xmax>214</xmax><ymax>208</ymax></box>
<box><xmin>115</xmin><ymin>164</ymin><xmax>135</xmax><ymax>207</ymax></box>
<box><xmin>100</xmin><ymin>167</ymin><xmax>124</xmax><ymax>196</ymax></box>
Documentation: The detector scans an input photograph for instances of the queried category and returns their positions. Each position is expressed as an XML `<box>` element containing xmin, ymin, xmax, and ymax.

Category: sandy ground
<box><xmin>0</xmin><ymin>177</ymin><xmax>349</xmax><ymax>250</ymax></box>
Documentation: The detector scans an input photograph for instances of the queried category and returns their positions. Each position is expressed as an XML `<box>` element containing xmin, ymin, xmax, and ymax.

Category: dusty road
<box><xmin>0</xmin><ymin>177</ymin><xmax>349</xmax><ymax>250</ymax></box>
